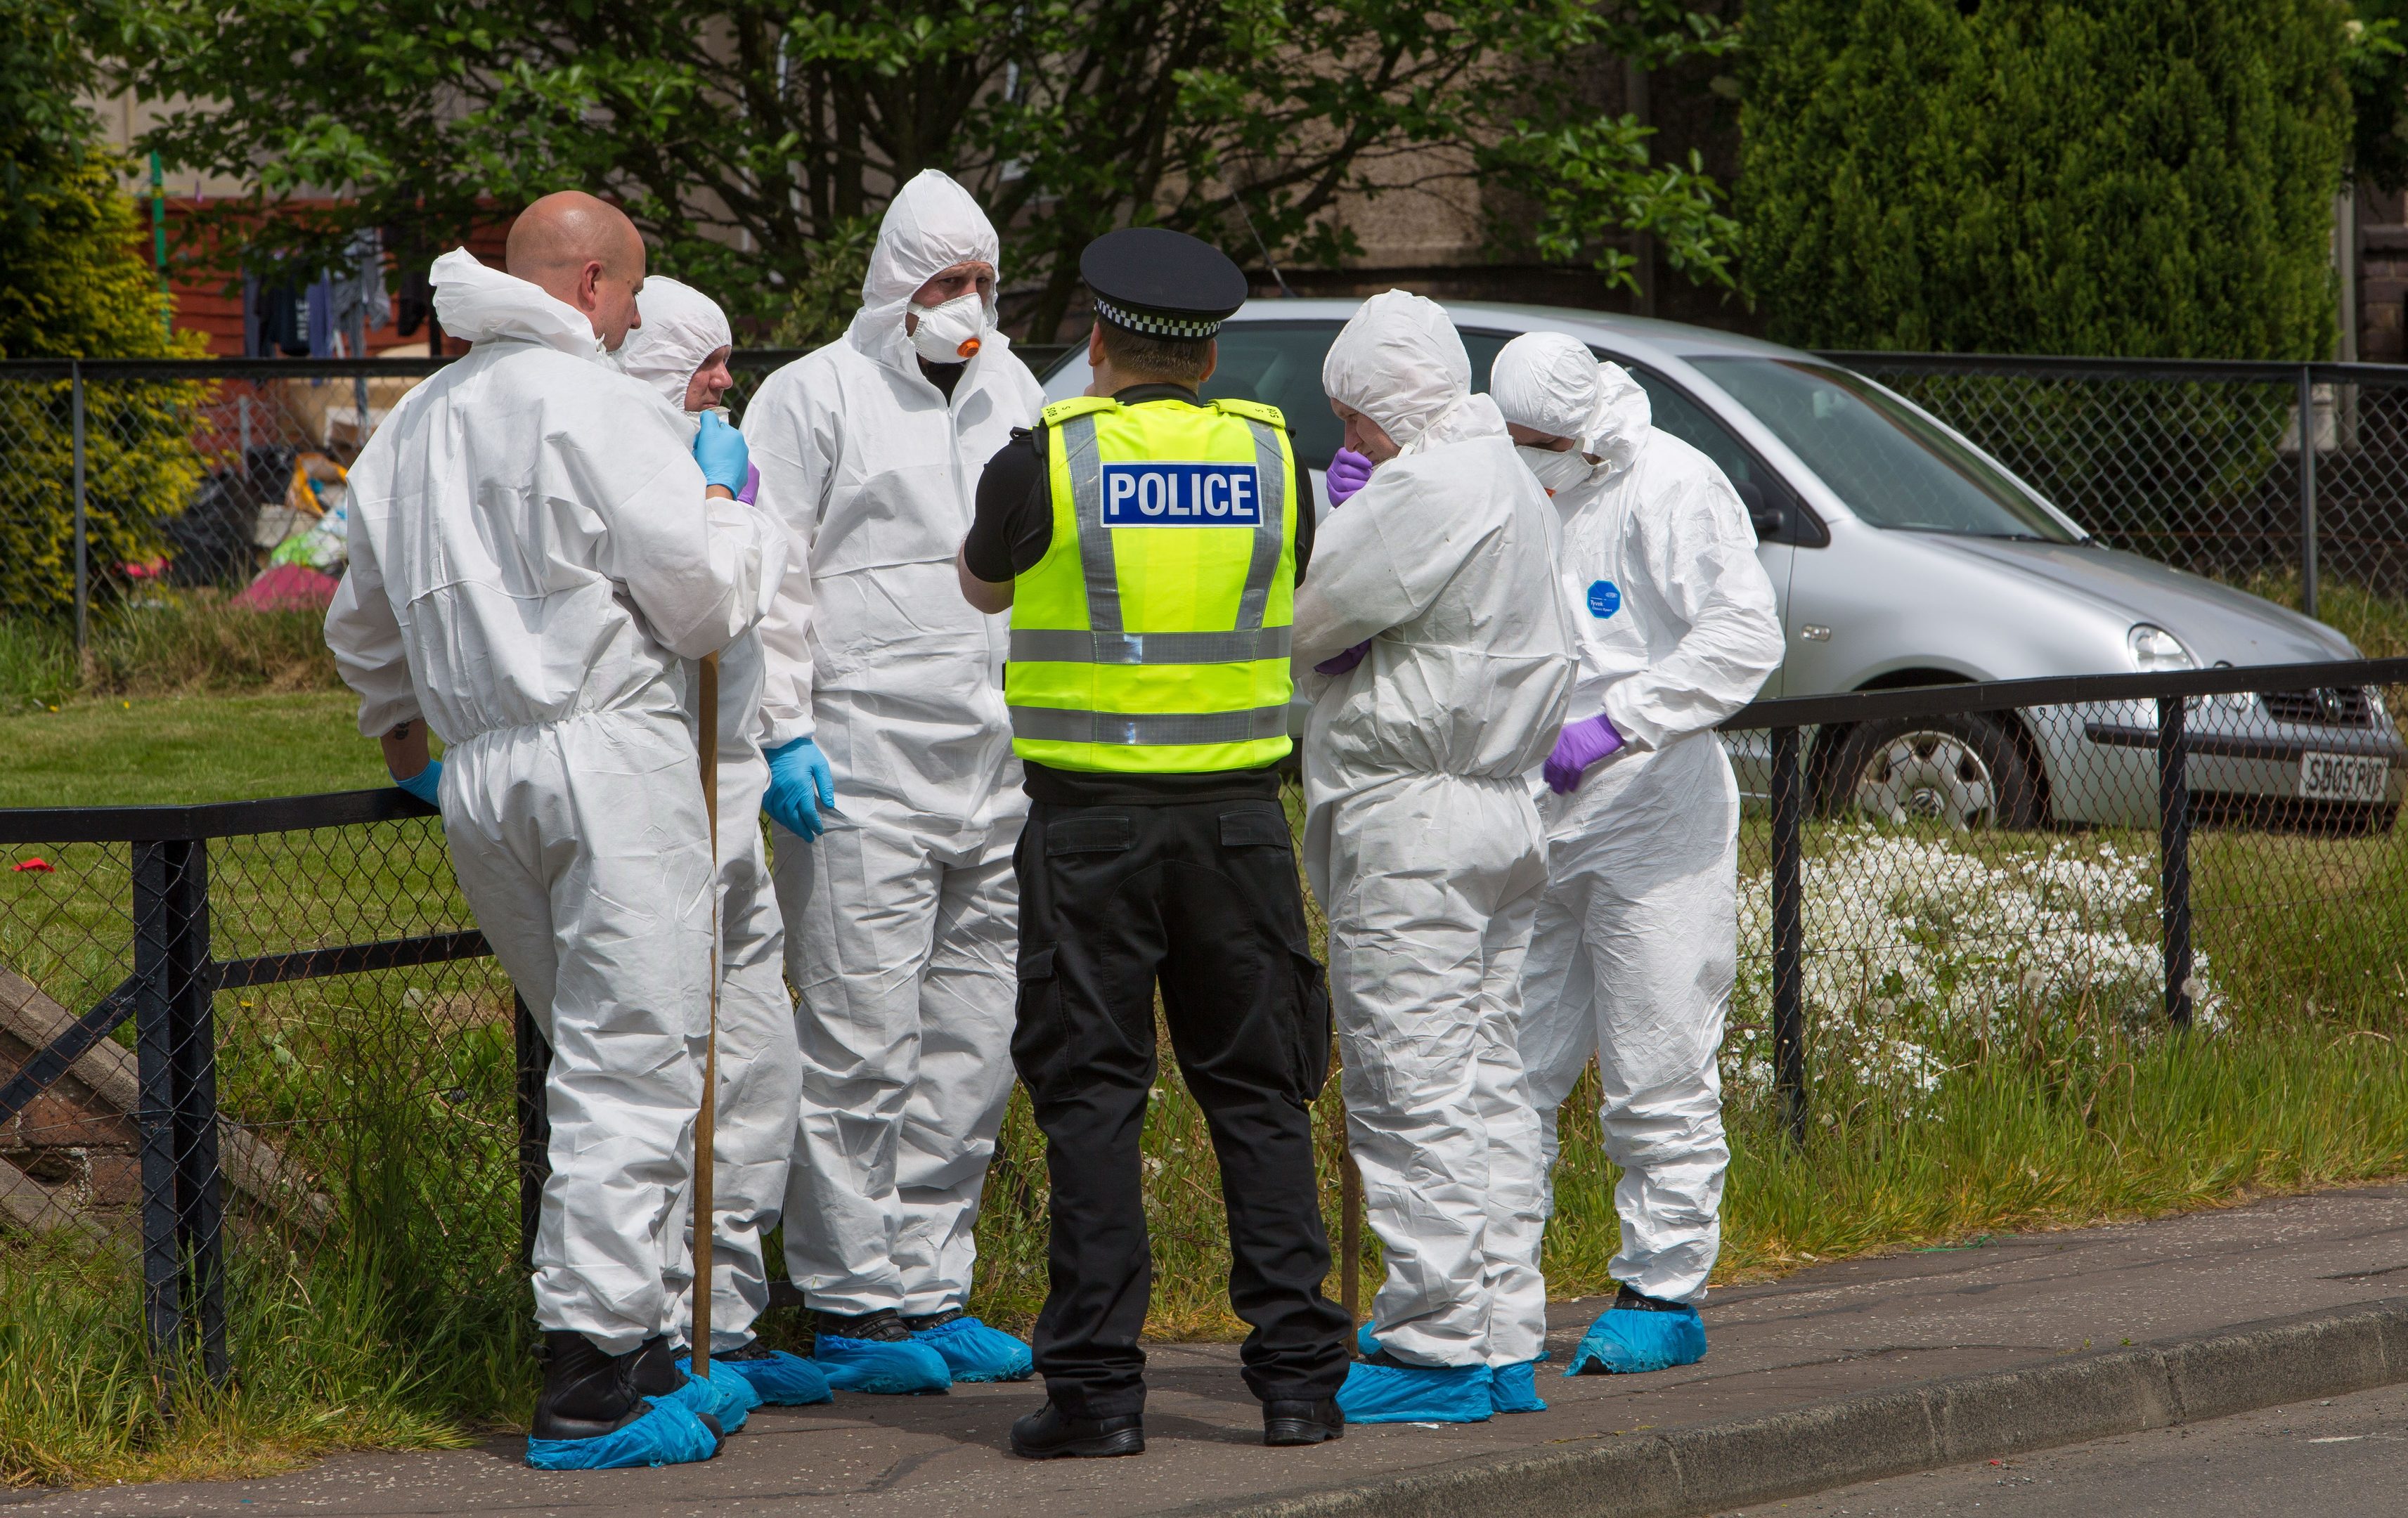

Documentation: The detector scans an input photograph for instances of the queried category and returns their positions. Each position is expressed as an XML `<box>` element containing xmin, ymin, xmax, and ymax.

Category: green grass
<box><xmin>1</xmin><ymin>692</ymin><xmax>382</xmax><ymax>808</ymax></box>
<box><xmin>9</xmin><ymin>687</ymin><xmax>2408</xmax><ymax>1488</ymax></box>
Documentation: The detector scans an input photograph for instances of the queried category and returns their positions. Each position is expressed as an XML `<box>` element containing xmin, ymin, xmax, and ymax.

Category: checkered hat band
<box><xmin>1092</xmin><ymin>296</ymin><xmax>1219</xmax><ymax>339</ymax></box>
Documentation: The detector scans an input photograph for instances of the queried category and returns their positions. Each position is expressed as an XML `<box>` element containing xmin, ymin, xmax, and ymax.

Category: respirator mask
<box><xmin>909</xmin><ymin>292</ymin><xmax>989</xmax><ymax>363</ymax></box>
<box><xmin>1519</xmin><ymin>443</ymin><xmax>1598</xmax><ymax>495</ymax></box>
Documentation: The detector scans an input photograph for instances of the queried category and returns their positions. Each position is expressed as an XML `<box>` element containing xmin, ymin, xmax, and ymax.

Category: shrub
<box><xmin>1738</xmin><ymin>0</ymin><xmax>2353</xmax><ymax>357</ymax></box>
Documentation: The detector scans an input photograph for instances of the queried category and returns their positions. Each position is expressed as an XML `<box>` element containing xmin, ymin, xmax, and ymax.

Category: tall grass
<box><xmin>1</xmin><ymin>597</ymin><xmax>342</xmax><ymax>713</ymax></box>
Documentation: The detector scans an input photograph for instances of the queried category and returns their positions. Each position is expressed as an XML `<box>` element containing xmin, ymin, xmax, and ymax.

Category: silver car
<box><xmin>1040</xmin><ymin>302</ymin><xmax>2405</xmax><ymax>829</ymax></box>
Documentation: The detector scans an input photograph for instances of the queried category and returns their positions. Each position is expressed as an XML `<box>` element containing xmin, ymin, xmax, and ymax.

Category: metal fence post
<box><xmin>2298</xmin><ymin>364</ymin><xmax>2319</xmax><ymax>620</ymax></box>
<box><xmin>131</xmin><ymin>841</ymin><xmax>184</xmax><ymax>1394</ymax></box>
<box><xmin>2158</xmin><ymin>696</ymin><xmax>2195</xmax><ymax>1027</ymax></box>
<box><xmin>1771</xmin><ymin>726</ymin><xmax>1809</xmax><ymax>1143</ymax></box>
<box><xmin>70</xmin><ymin>360</ymin><xmax>89</xmax><ymax>654</ymax></box>
<box><xmin>514</xmin><ymin>994</ymin><xmax>551</xmax><ymax>1273</ymax></box>
<box><xmin>165</xmin><ymin>838</ymin><xmax>228</xmax><ymax>1386</ymax></box>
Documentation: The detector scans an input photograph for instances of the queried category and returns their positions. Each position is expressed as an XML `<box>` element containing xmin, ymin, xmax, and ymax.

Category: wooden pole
<box><xmin>692</xmin><ymin>652</ymin><xmax>720</xmax><ymax>1377</ymax></box>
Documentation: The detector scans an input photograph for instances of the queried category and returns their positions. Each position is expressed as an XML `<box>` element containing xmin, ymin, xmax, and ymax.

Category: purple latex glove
<box><xmin>1314</xmin><ymin>640</ymin><xmax>1371</xmax><ymax>676</ymax></box>
<box><xmin>1325</xmin><ymin>447</ymin><xmax>1374</xmax><ymax>508</ymax></box>
<box><xmin>1543</xmin><ymin>713</ymin><xmax>1625</xmax><ymax>794</ymax></box>
<box><xmin>737</xmin><ymin>461</ymin><xmax>761</xmax><ymax>505</ymax></box>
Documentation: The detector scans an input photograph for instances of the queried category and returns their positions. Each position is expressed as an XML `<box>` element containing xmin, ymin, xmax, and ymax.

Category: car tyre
<box><xmin>1820</xmin><ymin>712</ymin><xmax>2043</xmax><ymax>830</ymax></box>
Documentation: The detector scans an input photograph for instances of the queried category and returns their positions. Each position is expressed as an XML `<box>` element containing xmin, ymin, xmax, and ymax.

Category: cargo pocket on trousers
<box><xmin>1009</xmin><ymin>943</ymin><xmax>1065</xmax><ymax>1096</ymax></box>
<box><xmin>1288</xmin><ymin>948</ymin><xmax>1333</xmax><ymax>1101</ymax></box>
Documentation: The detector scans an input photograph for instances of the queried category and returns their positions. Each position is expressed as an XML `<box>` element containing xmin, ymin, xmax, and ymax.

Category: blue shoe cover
<box><xmin>1490</xmin><ymin>1358</ymin><xmax>1547</xmax><ymax>1413</ymax></box>
<box><xmin>705</xmin><ymin>1349</ymin><xmax>834</xmax><ymax>1406</ymax></box>
<box><xmin>1335</xmin><ymin>1358</ymin><xmax>1494</xmax><ymax>1425</ymax></box>
<box><xmin>668</xmin><ymin>1357</ymin><xmax>764</xmax><ymax>1431</ymax></box>
<box><xmin>1563</xmin><ymin>1305</ymin><xmax>1705</xmax><ymax>1376</ymax></box>
<box><xmin>813</xmin><ymin>1333</ymin><xmax>952</xmax><ymax>1394</ymax></box>
<box><xmin>525</xmin><ymin>1398</ymin><xmax>720</xmax><ymax>1470</ymax></box>
<box><xmin>910</xmin><ymin>1316</ymin><xmax>1034</xmax><ymax>1382</ymax></box>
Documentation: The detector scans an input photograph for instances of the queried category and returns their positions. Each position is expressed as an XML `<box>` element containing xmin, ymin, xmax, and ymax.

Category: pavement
<box><xmin>13</xmin><ymin>1181</ymin><xmax>2408</xmax><ymax>1518</ymax></box>
<box><xmin>1724</xmin><ymin>1380</ymin><xmax>2408</xmax><ymax>1516</ymax></box>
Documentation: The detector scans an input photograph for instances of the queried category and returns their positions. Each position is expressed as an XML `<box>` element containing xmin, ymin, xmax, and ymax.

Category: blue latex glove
<box><xmin>1543</xmin><ymin>713</ymin><xmax>1624</xmax><ymax>795</ymax></box>
<box><xmin>1325</xmin><ymin>447</ymin><xmax>1374</xmax><ymax>507</ymax></box>
<box><xmin>763</xmin><ymin>737</ymin><xmax>835</xmax><ymax>840</ymax></box>
<box><xmin>1314</xmin><ymin>640</ymin><xmax>1371</xmax><ymax>676</ymax></box>
<box><xmin>694</xmin><ymin>410</ymin><xmax>751</xmax><ymax>494</ymax></box>
<box><xmin>391</xmin><ymin>757</ymin><xmax>443</xmax><ymax>807</ymax></box>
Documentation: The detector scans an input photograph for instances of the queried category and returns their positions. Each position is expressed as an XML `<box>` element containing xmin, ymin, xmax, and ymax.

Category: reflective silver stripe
<box><xmin>1010</xmin><ymin>703</ymin><xmax>1291</xmax><ymax>746</ymax></box>
<box><xmin>1061</xmin><ymin>414</ymin><xmax>1122</xmax><ymax>635</ymax></box>
<box><xmin>1234</xmin><ymin>418</ymin><xmax>1286</xmax><ymax>635</ymax></box>
<box><xmin>1009</xmin><ymin>627</ymin><xmax>1293</xmax><ymax>665</ymax></box>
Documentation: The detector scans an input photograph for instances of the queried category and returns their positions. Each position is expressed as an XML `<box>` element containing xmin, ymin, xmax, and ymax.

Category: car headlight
<box><xmin>2126</xmin><ymin>623</ymin><xmax>2196</xmax><ymax>674</ymax></box>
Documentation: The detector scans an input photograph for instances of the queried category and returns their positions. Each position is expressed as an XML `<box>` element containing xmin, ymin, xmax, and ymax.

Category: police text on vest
<box><xmin>1100</xmin><ymin>462</ymin><xmax>1264</xmax><ymax>526</ymax></box>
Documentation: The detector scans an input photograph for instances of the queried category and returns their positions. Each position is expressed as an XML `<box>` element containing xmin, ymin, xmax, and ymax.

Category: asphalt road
<box><xmin>1723</xmin><ymin>1382</ymin><xmax>2408</xmax><ymax>1517</ymax></box>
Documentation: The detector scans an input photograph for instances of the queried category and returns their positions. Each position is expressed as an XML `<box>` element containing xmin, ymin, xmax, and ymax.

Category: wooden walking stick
<box><xmin>692</xmin><ymin>651</ymin><xmax>721</xmax><ymax>1379</ymax></box>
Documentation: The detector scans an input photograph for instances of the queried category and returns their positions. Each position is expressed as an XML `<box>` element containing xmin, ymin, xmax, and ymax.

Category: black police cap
<box><xmin>1080</xmin><ymin>228</ymin><xmax>1248</xmax><ymax>340</ymax></box>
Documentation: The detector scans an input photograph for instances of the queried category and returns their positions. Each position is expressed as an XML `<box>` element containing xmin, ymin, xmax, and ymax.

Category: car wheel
<box><xmin>1823</xmin><ymin>713</ymin><xmax>2042</xmax><ymax>829</ymax></box>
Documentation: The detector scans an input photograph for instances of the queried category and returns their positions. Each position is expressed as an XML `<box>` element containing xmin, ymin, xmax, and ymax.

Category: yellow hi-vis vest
<box><xmin>1006</xmin><ymin>393</ymin><xmax>1299</xmax><ymax>774</ymax></box>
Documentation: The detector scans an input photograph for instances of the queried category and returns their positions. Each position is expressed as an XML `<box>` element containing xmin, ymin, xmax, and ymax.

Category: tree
<box><xmin>1738</xmin><ymin>0</ymin><xmax>2353</xmax><ymax>358</ymax></box>
<box><xmin>91</xmin><ymin>0</ymin><xmax>1737</xmax><ymax>339</ymax></box>
<box><xmin>0</xmin><ymin>0</ymin><xmax>205</xmax><ymax>618</ymax></box>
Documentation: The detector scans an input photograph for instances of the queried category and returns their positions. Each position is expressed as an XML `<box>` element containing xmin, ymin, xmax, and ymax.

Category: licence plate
<box><xmin>2298</xmin><ymin>751</ymin><xmax>2390</xmax><ymax>803</ymax></box>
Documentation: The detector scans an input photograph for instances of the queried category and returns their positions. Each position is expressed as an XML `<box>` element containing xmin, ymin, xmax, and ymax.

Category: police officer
<box><xmin>955</xmin><ymin>227</ymin><xmax>1351</xmax><ymax>1459</ymax></box>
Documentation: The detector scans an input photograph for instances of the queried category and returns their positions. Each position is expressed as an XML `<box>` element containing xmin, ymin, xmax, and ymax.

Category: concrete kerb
<box><xmin>1177</xmin><ymin>1297</ymin><xmax>2408</xmax><ymax>1518</ymax></box>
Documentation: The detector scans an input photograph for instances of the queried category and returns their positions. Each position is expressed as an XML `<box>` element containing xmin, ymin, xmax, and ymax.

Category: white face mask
<box><xmin>908</xmin><ymin>290</ymin><xmax>988</xmax><ymax>363</ymax></box>
<box><xmin>1518</xmin><ymin>443</ymin><xmax>1595</xmax><ymax>495</ymax></box>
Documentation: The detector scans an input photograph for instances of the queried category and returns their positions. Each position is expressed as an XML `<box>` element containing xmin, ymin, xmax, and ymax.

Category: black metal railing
<box><xmin>0</xmin><ymin>787</ymin><xmax>502</xmax><ymax>1399</ymax></box>
<box><xmin>1721</xmin><ymin>655</ymin><xmax>2408</xmax><ymax>1141</ymax></box>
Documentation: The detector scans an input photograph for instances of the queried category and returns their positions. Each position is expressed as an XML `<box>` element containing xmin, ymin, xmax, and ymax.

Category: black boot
<box><xmin>630</xmin><ymin>1335</ymin><xmax>723</xmax><ymax>1441</ymax></box>
<box><xmin>1262</xmin><ymin>1397</ymin><xmax>1345</xmax><ymax>1446</ymax></box>
<box><xmin>531</xmin><ymin>1331</ymin><xmax>649</xmax><ymax>1441</ymax></box>
<box><xmin>1009</xmin><ymin>1400</ymin><xmax>1146</xmax><ymax>1459</ymax></box>
<box><xmin>816</xmin><ymin>1307</ymin><xmax>915</xmax><ymax>1342</ymax></box>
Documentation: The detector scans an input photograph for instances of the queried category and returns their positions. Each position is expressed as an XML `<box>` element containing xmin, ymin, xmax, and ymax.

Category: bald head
<box><xmin>507</xmin><ymin>191</ymin><xmax>647</xmax><ymax>350</ymax></box>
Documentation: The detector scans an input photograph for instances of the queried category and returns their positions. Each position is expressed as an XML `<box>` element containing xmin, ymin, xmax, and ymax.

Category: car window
<box><xmin>1603</xmin><ymin>356</ymin><xmax>1820</xmax><ymax>547</ymax></box>
<box><xmin>1200</xmin><ymin>323</ymin><xmax>1347</xmax><ymax>469</ymax></box>
<box><xmin>1193</xmin><ymin>321</ymin><xmax>1513</xmax><ymax>472</ymax></box>
<box><xmin>1692</xmin><ymin>358</ymin><xmax>2080</xmax><ymax>543</ymax></box>
<box><xmin>1618</xmin><ymin>365</ymin><xmax>1766</xmax><ymax>494</ymax></box>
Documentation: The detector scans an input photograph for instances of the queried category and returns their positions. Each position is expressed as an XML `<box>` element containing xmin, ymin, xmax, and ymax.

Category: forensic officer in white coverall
<box><xmin>325</xmin><ymin>195</ymin><xmax>784</xmax><ymax>1468</ymax></box>
<box><xmin>743</xmin><ymin>170</ymin><xmax>1046</xmax><ymax>1391</ymax></box>
<box><xmin>614</xmin><ymin>278</ymin><xmax>831</xmax><ymax>1409</ymax></box>
<box><xmin>1294</xmin><ymin>290</ymin><xmax>1577</xmax><ymax>1426</ymax></box>
<box><xmin>1489</xmin><ymin>331</ymin><xmax>1784</xmax><ymax>1377</ymax></box>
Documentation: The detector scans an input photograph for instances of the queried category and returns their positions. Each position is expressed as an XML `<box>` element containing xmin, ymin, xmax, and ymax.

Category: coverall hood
<box><xmin>1490</xmin><ymin>331</ymin><xmax>1651</xmax><ymax>477</ymax></box>
<box><xmin>1321</xmin><ymin>289</ymin><xmax>1510</xmax><ymax>454</ymax></box>
<box><xmin>617</xmin><ymin>276</ymin><xmax>734</xmax><ymax>418</ymax></box>
<box><xmin>846</xmin><ymin>170</ymin><xmax>1003</xmax><ymax>369</ymax></box>
<box><xmin>429</xmin><ymin>247</ymin><xmax>607</xmax><ymax>361</ymax></box>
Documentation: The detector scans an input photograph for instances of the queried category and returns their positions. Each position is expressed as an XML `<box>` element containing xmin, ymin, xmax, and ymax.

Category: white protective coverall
<box><xmin>744</xmin><ymin>171</ymin><xmax>1046</xmax><ymax>1318</ymax></box>
<box><xmin>1294</xmin><ymin>290</ymin><xmax>1578</xmax><ymax>1370</ymax></box>
<box><xmin>325</xmin><ymin>249</ymin><xmax>787</xmax><ymax>1355</ymax></box>
<box><xmin>1490</xmin><ymin>333</ymin><xmax>1784</xmax><ymax>1306</ymax></box>
<box><xmin>614</xmin><ymin>278</ymin><xmax>808</xmax><ymax>1353</ymax></box>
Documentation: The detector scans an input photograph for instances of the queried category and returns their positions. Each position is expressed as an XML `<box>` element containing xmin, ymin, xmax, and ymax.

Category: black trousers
<box><xmin>1010</xmin><ymin>796</ymin><xmax>1352</xmax><ymax>1418</ymax></box>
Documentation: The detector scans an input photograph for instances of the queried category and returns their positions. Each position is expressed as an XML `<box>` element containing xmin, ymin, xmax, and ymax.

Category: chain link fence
<box><xmin>0</xmin><ymin>351</ymin><xmax>1084</xmax><ymax>641</ymax></box>
<box><xmin>6</xmin><ymin>659</ymin><xmax>2404</xmax><ymax>1389</ymax></box>
<box><xmin>1832</xmin><ymin>353</ymin><xmax>2408</xmax><ymax>616</ymax></box>
<box><xmin>0</xmin><ymin>348</ymin><xmax>2389</xmax><ymax>645</ymax></box>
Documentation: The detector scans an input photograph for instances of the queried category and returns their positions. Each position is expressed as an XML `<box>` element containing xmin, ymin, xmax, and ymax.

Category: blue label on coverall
<box><xmin>1587</xmin><ymin>580</ymin><xmax>1621</xmax><ymax>618</ymax></box>
<box><xmin>1101</xmin><ymin>462</ymin><xmax>1262</xmax><ymax>526</ymax></box>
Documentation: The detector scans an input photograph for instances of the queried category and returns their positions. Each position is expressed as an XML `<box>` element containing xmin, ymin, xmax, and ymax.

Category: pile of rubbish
<box><xmin>235</xmin><ymin>452</ymin><xmax>351</xmax><ymax>609</ymax></box>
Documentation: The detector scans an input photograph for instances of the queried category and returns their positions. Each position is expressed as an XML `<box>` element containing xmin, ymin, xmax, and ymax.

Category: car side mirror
<box><xmin>1736</xmin><ymin>478</ymin><xmax>1785</xmax><ymax>540</ymax></box>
